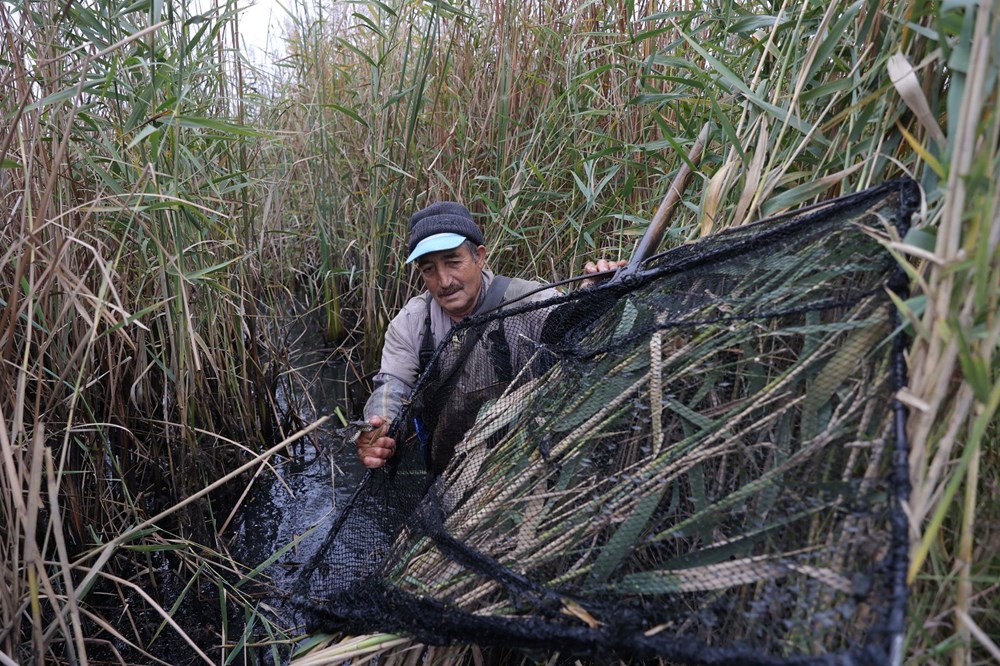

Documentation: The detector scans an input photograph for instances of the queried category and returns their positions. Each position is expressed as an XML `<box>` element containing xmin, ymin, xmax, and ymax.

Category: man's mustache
<box><xmin>437</xmin><ymin>287</ymin><xmax>462</xmax><ymax>297</ymax></box>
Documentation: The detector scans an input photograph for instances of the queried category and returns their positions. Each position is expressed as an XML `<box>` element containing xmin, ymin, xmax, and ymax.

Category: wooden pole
<box><xmin>614</xmin><ymin>121</ymin><xmax>712</xmax><ymax>281</ymax></box>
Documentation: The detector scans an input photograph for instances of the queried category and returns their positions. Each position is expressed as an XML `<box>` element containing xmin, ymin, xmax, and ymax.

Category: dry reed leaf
<box><xmin>73</xmin><ymin>605</ymin><xmax>168</xmax><ymax>664</ymax></box>
<box><xmin>734</xmin><ymin>120</ymin><xmax>768</xmax><ymax>226</ymax></box>
<box><xmin>956</xmin><ymin>609</ymin><xmax>1000</xmax><ymax>662</ymax></box>
<box><xmin>290</xmin><ymin>634</ymin><xmax>413</xmax><ymax>665</ymax></box>
<box><xmin>785</xmin><ymin>564</ymin><xmax>853</xmax><ymax>594</ymax></box>
<box><xmin>700</xmin><ymin>161</ymin><xmax>735</xmax><ymax>237</ymax></box>
<box><xmin>887</xmin><ymin>52</ymin><xmax>946</xmax><ymax>145</ymax></box>
<box><xmin>886</xmin><ymin>240</ymin><xmax>946</xmax><ymax>265</ymax></box>
<box><xmin>0</xmin><ymin>645</ymin><xmax>18</xmax><ymax>666</ymax></box>
<box><xmin>643</xmin><ymin>623</ymin><xmax>668</xmax><ymax>637</ymax></box>
<box><xmin>626</xmin><ymin>556</ymin><xmax>790</xmax><ymax>592</ymax></box>
<box><xmin>560</xmin><ymin>598</ymin><xmax>601</xmax><ymax>628</ymax></box>
<box><xmin>909</xmin><ymin>383</ymin><xmax>975</xmax><ymax>539</ymax></box>
<box><xmin>43</xmin><ymin>447</ymin><xmax>87</xmax><ymax>659</ymax></box>
<box><xmin>791</xmin><ymin>2</ymin><xmax>841</xmax><ymax>106</ymax></box>
<box><xmin>894</xmin><ymin>388</ymin><xmax>930</xmax><ymax>413</ymax></box>
<box><xmin>649</xmin><ymin>329</ymin><xmax>663</xmax><ymax>455</ymax></box>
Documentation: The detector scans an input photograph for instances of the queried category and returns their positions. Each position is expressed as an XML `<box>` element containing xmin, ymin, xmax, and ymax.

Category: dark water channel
<box><xmin>224</xmin><ymin>306</ymin><xmax>371</xmax><ymax>657</ymax></box>
<box><xmin>102</xmin><ymin>306</ymin><xmax>373</xmax><ymax>665</ymax></box>
<box><xmin>96</xmin><ymin>306</ymin><xmax>371</xmax><ymax>665</ymax></box>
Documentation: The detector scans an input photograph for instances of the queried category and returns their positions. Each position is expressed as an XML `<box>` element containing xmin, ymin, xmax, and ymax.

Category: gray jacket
<box><xmin>364</xmin><ymin>270</ymin><xmax>558</xmax><ymax>424</ymax></box>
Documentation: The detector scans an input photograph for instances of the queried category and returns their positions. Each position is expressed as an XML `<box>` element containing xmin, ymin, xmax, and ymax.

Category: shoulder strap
<box><xmin>419</xmin><ymin>293</ymin><xmax>435</xmax><ymax>376</ymax></box>
<box><xmin>477</xmin><ymin>275</ymin><xmax>512</xmax><ymax>316</ymax></box>
<box><xmin>480</xmin><ymin>276</ymin><xmax>514</xmax><ymax>382</ymax></box>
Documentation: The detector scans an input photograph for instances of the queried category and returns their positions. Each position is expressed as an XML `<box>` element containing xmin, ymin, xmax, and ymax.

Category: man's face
<box><xmin>417</xmin><ymin>244</ymin><xmax>487</xmax><ymax>321</ymax></box>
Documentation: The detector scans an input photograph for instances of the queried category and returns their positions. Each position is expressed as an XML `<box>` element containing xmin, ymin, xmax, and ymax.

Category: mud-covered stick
<box><xmin>614</xmin><ymin>121</ymin><xmax>712</xmax><ymax>281</ymax></box>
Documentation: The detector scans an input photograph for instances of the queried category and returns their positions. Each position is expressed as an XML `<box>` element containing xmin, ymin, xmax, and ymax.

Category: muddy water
<box><xmin>95</xmin><ymin>309</ymin><xmax>373</xmax><ymax>665</ymax></box>
<box><xmin>229</xmin><ymin>306</ymin><xmax>371</xmax><ymax>643</ymax></box>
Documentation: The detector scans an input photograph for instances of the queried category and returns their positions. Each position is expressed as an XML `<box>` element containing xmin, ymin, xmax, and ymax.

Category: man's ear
<box><xmin>474</xmin><ymin>244</ymin><xmax>487</xmax><ymax>267</ymax></box>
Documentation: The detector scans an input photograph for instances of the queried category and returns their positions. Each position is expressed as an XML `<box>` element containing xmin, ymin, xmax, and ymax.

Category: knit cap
<box><xmin>406</xmin><ymin>201</ymin><xmax>485</xmax><ymax>263</ymax></box>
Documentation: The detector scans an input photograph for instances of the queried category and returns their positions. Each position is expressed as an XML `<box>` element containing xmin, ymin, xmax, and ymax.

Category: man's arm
<box><xmin>356</xmin><ymin>297</ymin><xmax>425</xmax><ymax>469</ymax></box>
<box><xmin>363</xmin><ymin>372</ymin><xmax>411</xmax><ymax>424</ymax></box>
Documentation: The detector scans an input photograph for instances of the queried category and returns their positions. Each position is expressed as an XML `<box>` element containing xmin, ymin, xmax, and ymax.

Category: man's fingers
<box><xmin>359</xmin><ymin>439</ymin><xmax>394</xmax><ymax>457</ymax></box>
<box><xmin>581</xmin><ymin>257</ymin><xmax>626</xmax><ymax>288</ymax></box>
<box><xmin>361</xmin><ymin>451</ymin><xmax>391</xmax><ymax>468</ymax></box>
<box><xmin>584</xmin><ymin>258</ymin><xmax>626</xmax><ymax>275</ymax></box>
<box><xmin>357</xmin><ymin>435</ymin><xmax>396</xmax><ymax>469</ymax></box>
<box><xmin>361</xmin><ymin>453</ymin><xmax>388</xmax><ymax>469</ymax></box>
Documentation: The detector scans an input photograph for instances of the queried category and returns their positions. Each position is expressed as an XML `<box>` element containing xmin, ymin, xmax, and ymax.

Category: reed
<box><xmin>0</xmin><ymin>0</ymin><xmax>996</xmax><ymax>662</ymax></box>
<box><xmin>0</xmin><ymin>0</ymin><xmax>303</xmax><ymax>661</ymax></box>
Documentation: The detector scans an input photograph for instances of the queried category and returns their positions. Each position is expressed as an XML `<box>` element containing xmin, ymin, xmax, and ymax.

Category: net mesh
<box><xmin>294</xmin><ymin>178</ymin><xmax>917</xmax><ymax>665</ymax></box>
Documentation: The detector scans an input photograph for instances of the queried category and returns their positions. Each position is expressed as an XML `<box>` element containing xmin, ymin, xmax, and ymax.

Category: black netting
<box><xmin>294</xmin><ymin>178</ymin><xmax>918</xmax><ymax>665</ymax></box>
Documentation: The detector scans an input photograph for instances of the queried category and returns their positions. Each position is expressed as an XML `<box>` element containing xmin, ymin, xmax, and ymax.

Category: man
<box><xmin>357</xmin><ymin>201</ymin><xmax>623</xmax><ymax>471</ymax></box>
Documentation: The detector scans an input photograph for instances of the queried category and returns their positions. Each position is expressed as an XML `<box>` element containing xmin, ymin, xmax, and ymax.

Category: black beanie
<box><xmin>407</xmin><ymin>201</ymin><xmax>485</xmax><ymax>257</ymax></box>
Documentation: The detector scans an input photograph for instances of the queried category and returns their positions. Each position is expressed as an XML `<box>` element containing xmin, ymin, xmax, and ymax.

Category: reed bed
<box><xmin>1</xmin><ymin>0</ymin><xmax>997</xmax><ymax>663</ymax></box>
<box><xmin>0</xmin><ymin>0</ymin><xmax>312</xmax><ymax>661</ymax></box>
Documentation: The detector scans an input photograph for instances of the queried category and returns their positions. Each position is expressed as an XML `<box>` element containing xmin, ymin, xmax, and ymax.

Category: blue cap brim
<box><xmin>406</xmin><ymin>233</ymin><xmax>468</xmax><ymax>263</ymax></box>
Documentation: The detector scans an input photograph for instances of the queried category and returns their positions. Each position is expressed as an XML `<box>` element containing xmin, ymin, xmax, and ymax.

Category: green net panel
<box><xmin>294</xmin><ymin>178</ymin><xmax>918</xmax><ymax>665</ymax></box>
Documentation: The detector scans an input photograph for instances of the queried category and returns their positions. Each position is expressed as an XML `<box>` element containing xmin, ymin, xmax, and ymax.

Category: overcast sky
<box><xmin>238</xmin><ymin>0</ymin><xmax>287</xmax><ymax>64</ymax></box>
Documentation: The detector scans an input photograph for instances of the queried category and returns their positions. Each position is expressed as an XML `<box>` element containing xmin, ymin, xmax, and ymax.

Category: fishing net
<box><xmin>294</xmin><ymin>178</ymin><xmax>917</xmax><ymax>665</ymax></box>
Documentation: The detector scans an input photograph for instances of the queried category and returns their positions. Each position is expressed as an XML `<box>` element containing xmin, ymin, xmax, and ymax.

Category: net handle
<box><xmin>614</xmin><ymin>121</ymin><xmax>713</xmax><ymax>282</ymax></box>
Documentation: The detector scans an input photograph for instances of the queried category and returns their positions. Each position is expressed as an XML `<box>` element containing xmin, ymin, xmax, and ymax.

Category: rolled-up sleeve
<box><xmin>364</xmin><ymin>373</ymin><xmax>411</xmax><ymax>424</ymax></box>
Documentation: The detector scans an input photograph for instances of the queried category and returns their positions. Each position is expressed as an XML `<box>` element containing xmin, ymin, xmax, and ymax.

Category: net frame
<box><xmin>295</xmin><ymin>178</ymin><xmax>918</xmax><ymax>666</ymax></box>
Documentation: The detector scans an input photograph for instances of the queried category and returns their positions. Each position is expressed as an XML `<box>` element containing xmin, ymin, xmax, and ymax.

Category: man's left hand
<box><xmin>582</xmin><ymin>258</ymin><xmax>628</xmax><ymax>287</ymax></box>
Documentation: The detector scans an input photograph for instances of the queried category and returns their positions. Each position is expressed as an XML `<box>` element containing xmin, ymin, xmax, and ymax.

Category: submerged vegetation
<box><xmin>0</xmin><ymin>0</ymin><xmax>997</xmax><ymax>663</ymax></box>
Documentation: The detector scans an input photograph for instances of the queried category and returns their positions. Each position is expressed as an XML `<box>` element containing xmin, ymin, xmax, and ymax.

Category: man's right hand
<box><xmin>356</xmin><ymin>415</ymin><xmax>396</xmax><ymax>469</ymax></box>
